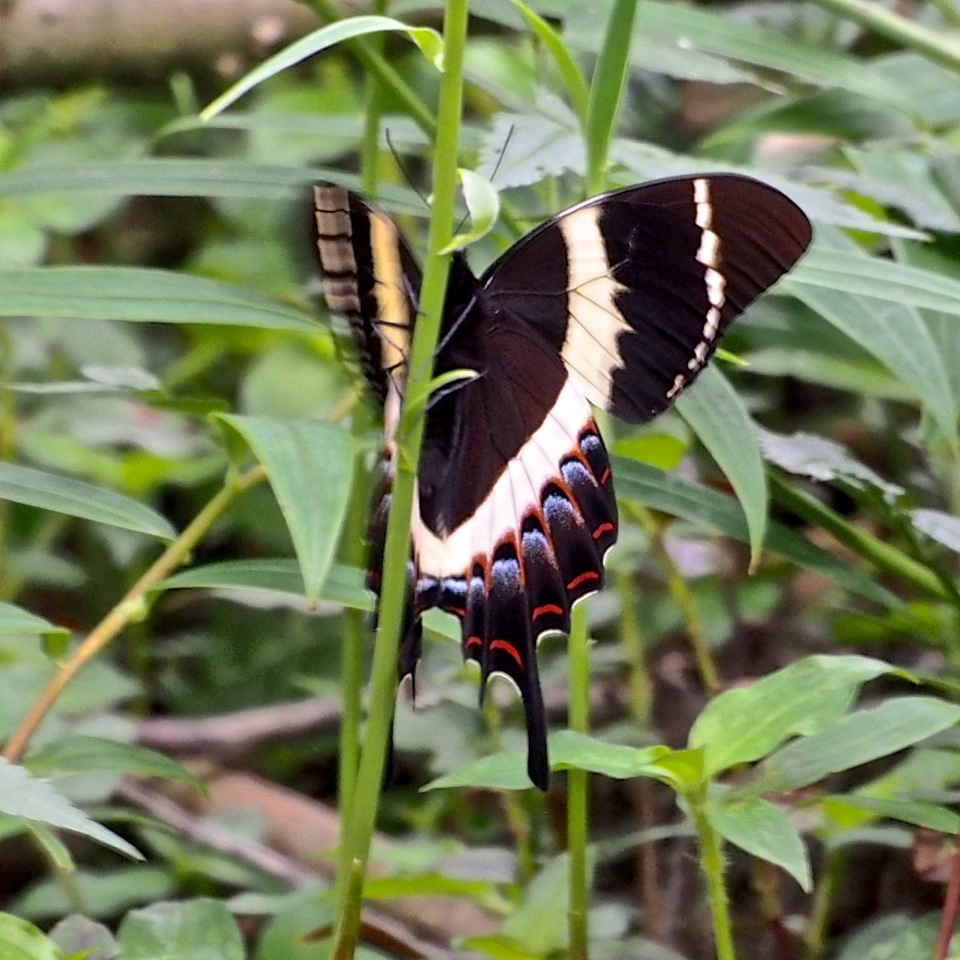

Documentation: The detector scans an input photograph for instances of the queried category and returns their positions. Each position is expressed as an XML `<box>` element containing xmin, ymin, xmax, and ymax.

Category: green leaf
<box><xmin>0</xmin><ymin>267</ymin><xmax>317</xmax><ymax>333</ymax></box>
<box><xmin>708</xmin><ymin>792</ymin><xmax>811</xmax><ymax>891</ymax></box>
<box><xmin>0</xmin><ymin>758</ymin><xmax>142</xmax><ymax>860</ymax></box>
<box><xmin>0</xmin><ymin>462</ymin><xmax>175</xmax><ymax>540</ymax></box>
<box><xmin>217</xmin><ymin>417</ymin><xmax>353</xmax><ymax>603</ymax></box>
<box><xmin>0</xmin><ymin>913</ymin><xmax>64</xmax><ymax>960</ymax></box>
<box><xmin>363</xmin><ymin>873</ymin><xmax>495</xmax><ymax>902</ymax></box>
<box><xmin>508</xmin><ymin>0</ymin><xmax>590</xmax><ymax>123</ymax></box>
<box><xmin>747</xmin><ymin>696</ymin><xmax>960</xmax><ymax>795</ymax></box>
<box><xmin>160</xmin><ymin>559</ymin><xmax>371</xmax><ymax>612</ymax></box>
<box><xmin>676</xmin><ymin>367</ymin><xmax>767</xmax><ymax>567</ymax></box>
<box><xmin>24</xmin><ymin>736</ymin><xmax>204</xmax><ymax>788</ymax></box>
<box><xmin>786</xmin><ymin>240</ymin><xmax>960</xmax><ymax>448</ymax></box>
<box><xmin>117</xmin><ymin>899</ymin><xmax>244</xmax><ymax>960</ymax></box>
<box><xmin>504</xmin><ymin>854</ymin><xmax>583</xmax><ymax>955</ymax></box>
<box><xmin>423</xmin><ymin>749</ymin><xmax>531</xmax><ymax>791</ymax></box>
<box><xmin>0</xmin><ymin>602</ymin><xmax>69</xmax><ymax>639</ymax></box>
<box><xmin>202</xmin><ymin>17</ymin><xmax>444</xmax><ymax>120</ymax></box>
<box><xmin>690</xmin><ymin>655</ymin><xmax>896</xmax><ymax>777</ymax></box>
<box><xmin>911</xmin><ymin>509</ymin><xmax>960</xmax><ymax>554</ymax></box>
<box><xmin>824</xmin><ymin>794</ymin><xmax>960</xmax><ymax>833</ymax></box>
<box><xmin>611</xmin><ymin>457</ymin><xmax>900</xmax><ymax>608</ymax></box>
<box><xmin>441</xmin><ymin>169</ymin><xmax>499</xmax><ymax>253</ymax></box>
<box><xmin>551</xmin><ymin>731</ymin><xmax>703</xmax><ymax>790</ymax></box>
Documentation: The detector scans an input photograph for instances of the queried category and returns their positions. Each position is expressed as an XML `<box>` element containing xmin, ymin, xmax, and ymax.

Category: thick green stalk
<box><xmin>360</xmin><ymin>0</ymin><xmax>389</xmax><ymax>197</ymax></box>
<box><xmin>330</xmin><ymin>2</ymin><xmax>469</xmax><ymax>956</ymax></box>
<box><xmin>689</xmin><ymin>790</ymin><xmax>736</xmax><ymax>960</ymax></box>
<box><xmin>810</xmin><ymin>0</ymin><xmax>960</xmax><ymax>72</ymax></box>
<box><xmin>567</xmin><ymin>602</ymin><xmax>590</xmax><ymax>960</ymax></box>
<box><xmin>584</xmin><ymin>0</ymin><xmax>639</xmax><ymax>194</ymax></box>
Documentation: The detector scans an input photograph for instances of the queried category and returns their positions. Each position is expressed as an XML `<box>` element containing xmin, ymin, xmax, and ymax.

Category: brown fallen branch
<box><xmin>119</xmin><ymin>771</ymin><xmax>501</xmax><ymax>951</ymax></box>
<box><xmin>0</xmin><ymin>0</ymin><xmax>322</xmax><ymax>86</ymax></box>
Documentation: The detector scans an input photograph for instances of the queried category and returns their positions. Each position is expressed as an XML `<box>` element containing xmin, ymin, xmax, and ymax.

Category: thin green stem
<box><xmin>336</xmin><ymin>445</ymin><xmax>372</xmax><ymax>896</ymax></box>
<box><xmin>768</xmin><ymin>473</ymin><xmax>950</xmax><ymax>602</ymax></box>
<box><xmin>625</xmin><ymin>502</ymin><xmax>721</xmax><ymax>696</ymax></box>
<box><xmin>360</xmin><ymin>0</ymin><xmax>389</xmax><ymax>197</ymax></box>
<box><xmin>615</xmin><ymin>569</ymin><xmax>650</xmax><ymax>725</ymax></box>
<box><xmin>2</xmin><ymin>465</ymin><xmax>267</xmax><ymax>764</ymax></box>
<box><xmin>810</xmin><ymin>0</ymin><xmax>960</xmax><ymax>73</ymax></box>
<box><xmin>330</xmin><ymin>2</ymin><xmax>469</xmax><ymax>956</ymax></box>
<box><xmin>310</xmin><ymin>0</ymin><xmax>437</xmax><ymax>138</ymax></box>
<box><xmin>567</xmin><ymin>601</ymin><xmax>590</xmax><ymax>960</ymax></box>
<box><xmin>804</xmin><ymin>847</ymin><xmax>843</xmax><ymax>960</ymax></box>
<box><xmin>689</xmin><ymin>790</ymin><xmax>736</xmax><ymax>960</ymax></box>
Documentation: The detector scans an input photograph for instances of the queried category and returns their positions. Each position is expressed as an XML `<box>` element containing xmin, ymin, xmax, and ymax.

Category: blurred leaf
<box><xmin>708</xmin><ymin>792</ymin><xmax>811</xmax><ymax>891</ymax></box>
<box><xmin>0</xmin><ymin>208</ymin><xmax>47</xmax><ymax>268</ymax></box>
<box><xmin>690</xmin><ymin>655</ymin><xmax>897</xmax><ymax>777</ymax></box>
<box><xmin>611</xmin><ymin>457</ymin><xmax>899</xmax><ymax>607</ymax></box>
<box><xmin>0</xmin><ymin>462</ymin><xmax>175</xmax><ymax>539</ymax></box>
<box><xmin>0</xmin><ymin>759</ymin><xmax>141</xmax><ymax>860</ymax></box>
<box><xmin>0</xmin><ymin>602</ymin><xmax>68</xmax><ymax>639</ymax></box>
<box><xmin>911</xmin><ymin>508</ymin><xmax>960</xmax><ymax>553</ymax></box>
<box><xmin>363</xmin><ymin>873</ymin><xmax>496</xmax><ymax>902</ymax></box>
<box><xmin>0</xmin><ymin>913</ymin><xmax>63</xmax><ymax>960</ymax></box>
<box><xmin>758</xmin><ymin>428</ymin><xmax>904</xmax><ymax>501</ymax></box>
<box><xmin>48</xmin><ymin>916</ymin><xmax>120</xmax><ymax>960</ymax></box>
<box><xmin>504</xmin><ymin>854</ymin><xmax>583</xmax><ymax>954</ymax></box>
<box><xmin>117</xmin><ymin>899</ymin><xmax>244</xmax><ymax>960</ymax></box>
<box><xmin>0</xmin><ymin>267</ymin><xmax>318</xmax><ymax>332</ymax></box>
<box><xmin>25</xmin><ymin>736</ymin><xmax>204</xmax><ymax>788</ymax></box>
<box><xmin>219</xmin><ymin>417</ymin><xmax>350</xmax><ymax>603</ymax></box>
<box><xmin>677</xmin><ymin>367</ymin><xmax>767</xmax><ymax>566</ymax></box>
<box><xmin>15</xmin><ymin>869</ymin><xmax>175</xmax><ymax>924</ymax></box>
<box><xmin>746</xmin><ymin>697</ymin><xmax>960</xmax><ymax>795</ymax></box>
<box><xmin>825</xmin><ymin>794</ymin><xmax>960</xmax><ymax>833</ymax></box>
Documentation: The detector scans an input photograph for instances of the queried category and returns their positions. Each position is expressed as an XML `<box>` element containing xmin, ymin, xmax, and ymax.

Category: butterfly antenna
<box><xmin>489</xmin><ymin>123</ymin><xmax>516</xmax><ymax>185</ymax></box>
<box><xmin>385</xmin><ymin>129</ymin><xmax>430</xmax><ymax>209</ymax></box>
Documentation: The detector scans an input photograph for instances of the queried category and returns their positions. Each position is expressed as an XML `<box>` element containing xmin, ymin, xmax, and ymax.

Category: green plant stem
<box><xmin>330</xmin><ymin>2</ymin><xmax>469</xmax><ymax>956</ymax></box>
<box><xmin>567</xmin><ymin>602</ymin><xmax>590</xmax><ymax>960</ymax></box>
<box><xmin>360</xmin><ymin>0</ymin><xmax>388</xmax><ymax>197</ymax></box>
<box><xmin>336</xmin><ymin>447</ymin><xmax>372</xmax><ymax>896</ymax></box>
<box><xmin>483</xmin><ymin>697</ymin><xmax>536</xmax><ymax>883</ymax></box>
<box><xmin>625</xmin><ymin>502</ymin><xmax>722</xmax><ymax>696</ymax></box>
<box><xmin>768</xmin><ymin>473</ymin><xmax>950</xmax><ymax>602</ymax></box>
<box><xmin>310</xmin><ymin>0</ymin><xmax>437</xmax><ymax>138</ymax></box>
<box><xmin>1</xmin><ymin>465</ymin><xmax>267</xmax><ymax>764</ymax></box>
<box><xmin>804</xmin><ymin>847</ymin><xmax>843</xmax><ymax>960</ymax></box>
<box><xmin>615</xmin><ymin>569</ymin><xmax>650</xmax><ymax>725</ymax></box>
<box><xmin>585</xmin><ymin>0</ymin><xmax>639</xmax><ymax>194</ymax></box>
<box><xmin>689</xmin><ymin>789</ymin><xmax>736</xmax><ymax>960</ymax></box>
<box><xmin>810</xmin><ymin>0</ymin><xmax>960</xmax><ymax>73</ymax></box>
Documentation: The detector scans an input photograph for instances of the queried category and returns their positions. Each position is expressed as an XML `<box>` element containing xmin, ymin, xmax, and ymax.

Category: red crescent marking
<box><xmin>567</xmin><ymin>570</ymin><xmax>600</xmax><ymax>591</ymax></box>
<box><xmin>533</xmin><ymin>603</ymin><xmax>565</xmax><ymax>619</ymax></box>
<box><xmin>599</xmin><ymin>467</ymin><xmax>611</xmax><ymax>485</ymax></box>
<box><xmin>466</xmin><ymin>635</ymin><xmax>483</xmax><ymax>648</ymax></box>
<box><xmin>447</xmin><ymin>606</ymin><xmax>466</xmax><ymax>618</ymax></box>
<box><xmin>592</xmin><ymin>522</ymin><xmax>615</xmax><ymax>539</ymax></box>
<box><xmin>490</xmin><ymin>638</ymin><xmax>523</xmax><ymax>669</ymax></box>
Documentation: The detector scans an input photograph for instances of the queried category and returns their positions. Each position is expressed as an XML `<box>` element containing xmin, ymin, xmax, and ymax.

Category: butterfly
<box><xmin>311</xmin><ymin>174</ymin><xmax>812</xmax><ymax>789</ymax></box>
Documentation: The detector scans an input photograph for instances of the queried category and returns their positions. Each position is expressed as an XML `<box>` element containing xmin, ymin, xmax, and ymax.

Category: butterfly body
<box><xmin>312</xmin><ymin>175</ymin><xmax>812</xmax><ymax>789</ymax></box>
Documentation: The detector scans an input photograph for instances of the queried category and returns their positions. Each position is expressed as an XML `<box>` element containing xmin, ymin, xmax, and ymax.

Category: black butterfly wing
<box><xmin>479</xmin><ymin>173</ymin><xmax>813</xmax><ymax>422</ymax></box>
<box><xmin>414</xmin><ymin>306</ymin><xmax>618</xmax><ymax>788</ymax></box>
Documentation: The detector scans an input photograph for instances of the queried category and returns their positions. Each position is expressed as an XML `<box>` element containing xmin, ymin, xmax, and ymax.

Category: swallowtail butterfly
<box><xmin>312</xmin><ymin>175</ymin><xmax>812</xmax><ymax>789</ymax></box>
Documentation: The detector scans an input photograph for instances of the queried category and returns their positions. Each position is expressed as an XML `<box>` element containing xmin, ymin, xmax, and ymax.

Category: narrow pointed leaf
<box><xmin>0</xmin><ymin>758</ymin><xmax>141</xmax><ymax>860</ymax></box>
<box><xmin>0</xmin><ymin>603</ymin><xmax>68</xmax><ymax>639</ymax></box>
<box><xmin>0</xmin><ymin>267</ymin><xmax>317</xmax><ymax>332</ymax></box>
<box><xmin>747</xmin><ymin>697</ymin><xmax>960</xmax><ymax>795</ymax></box>
<box><xmin>709</xmin><ymin>793</ymin><xmax>811</xmax><ymax>891</ymax></box>
<box><xmin>441</xmin><ymin>169</ymin><xmax>499</xmax><ymax>253</ymax></box>
<box><xmin>216</xmin><ymin>417</ymin><xmax>353</xmax><ymax>603</ymax></box>
<box><xmin>690</xmin><ymin>655</ymin><xmax>896</xmax><ymax>777</ymax></box>
<box><xmin>677</xmin><ymin>367</ymin><xmax>767</xmax><ymax>566</ymax></box>
<box><xmin>202</xmin><ymin>17</ymin><xmax>444</xmax><ymax>120</ymax></box>
<box><xmin>0</xmin><ymin>462</ymin><xmax>175</xmax><ymax>540</ymax></box>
